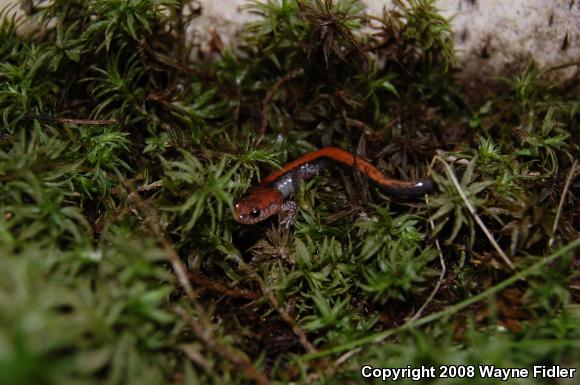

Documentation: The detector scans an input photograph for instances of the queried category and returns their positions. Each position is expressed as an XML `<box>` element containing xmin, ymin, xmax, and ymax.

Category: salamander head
<box><xmin>234</xmin><ymin>187</ymin><xmax>284</xmax><ymax>224</ymax></box>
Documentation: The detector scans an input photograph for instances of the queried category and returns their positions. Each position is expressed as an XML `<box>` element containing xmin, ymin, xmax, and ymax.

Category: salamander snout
<box><xmin>234</xmin><ymin>204</ymin><xmax>262</xmax><ymax>222</ymax></box>
<box><xmin>233</xmin><ymin>187</ymin><xmax>284</xmax><ymax>224</ymax></box>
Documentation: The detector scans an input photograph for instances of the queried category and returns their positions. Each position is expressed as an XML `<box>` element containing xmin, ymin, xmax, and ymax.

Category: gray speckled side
<box><xmin>269</xmin><ymin>158</ymin><xmax>330</xmax><ymax>198</ymax></box>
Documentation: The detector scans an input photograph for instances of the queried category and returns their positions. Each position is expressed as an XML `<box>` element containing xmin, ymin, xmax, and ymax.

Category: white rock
<box><xmin>2</xmin><ymin>0</ymin><xmax>578</xmax><ymax>80</ymax></box>
<box><xmin>192</xmin><ymin>0</ymin><xmax>580</xmax><ymax>80</ymax></box>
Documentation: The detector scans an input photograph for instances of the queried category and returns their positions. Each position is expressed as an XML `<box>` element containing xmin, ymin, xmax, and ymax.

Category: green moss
<box><xmin>0</xmin><ymin>1</ymin><xmax>578</xmax><ymax>384</ymax></box>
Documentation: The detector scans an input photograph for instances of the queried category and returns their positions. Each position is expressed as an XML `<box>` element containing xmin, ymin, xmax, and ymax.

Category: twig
<box><xmin>25</xmin><ymin>113</ymin><xmax>117</xmax><ymax>125</ymax></box>
<box><xmin>241</xmin><ymin>263</ymin><xmax>317</xmax><ymax>354</ymax></box>
<box><xmin>180</xmin><ymin>345</ymin><xmax>212</xmax><ymax>372</ymax></box>
<box><xmin>299</xmin><ymin>237</ymin><xmax>580</xmax><ymax>360</ymax></box>
<box><xmin>334</xmin><ymin>347</ymin><xmax>362</xmax><ymax>367</ymax></box>
<box><xmin>110</xmin><ymin>180</ymin><xmax>163</xmax><ymax>196</ymax></box>
<box><xmin>127</xmin><ymin>185</ymin><xmax>198</xmax><ymax>305</ymax></box>
<box><xmin>136</xmin><ymin>180</ymin><xmax>164</xmax><ymax>193</ymax></box>
<box><xmin>175</xmin><ymin>307</ymin><xmax>271</xmax><ymax>385</ymax></box>
<box><xmin>125</xmin><ymin>182</ymin><xmax>270</xmax><ymax>385</ymax></box>
<box><xmin>259</xmin><ymin>69</ymin><xmax>303</xmax><ymax>134</ymax></box>
<box><xmin>540</xmin><ymin>60</ymin><xmax>580</xmax><ymax>77</ymax></box>
<box><xmin>411</xmin><ymin>194</ymin><xmax>446</xmax><ymax>321</ymax></box>
<box><xmin>188</xmin><ymin>272</ymin><xmax>259</xmax><ymax>300</ymax></box>
<box><xmin>548</xmin><ymin>160</ymin><xmax>578</xmax><ymax>248</ymax></box>
<box><xmin>435</xmin><ymin>156</ymin><xmax>515</xmax><ymax>270</ymax></box>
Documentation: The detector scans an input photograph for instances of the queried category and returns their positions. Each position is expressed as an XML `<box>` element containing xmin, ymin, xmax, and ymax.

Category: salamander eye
<box><xmin>249</xmin><ymin>208</ymin><xmax>261</xmax><ymax>218</ymax></box>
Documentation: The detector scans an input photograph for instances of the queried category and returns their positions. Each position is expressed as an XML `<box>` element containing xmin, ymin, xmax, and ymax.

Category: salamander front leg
<box><xmin>279</xmin><ymin>200</ymin><xmax>298</xmax><ymax>229</ymax></box>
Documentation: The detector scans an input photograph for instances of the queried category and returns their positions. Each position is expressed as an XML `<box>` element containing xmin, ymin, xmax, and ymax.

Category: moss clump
<box><xmin>0</xmin><ymin>1</ymin><xmax>578</xmax><ymax>384</ymax></box>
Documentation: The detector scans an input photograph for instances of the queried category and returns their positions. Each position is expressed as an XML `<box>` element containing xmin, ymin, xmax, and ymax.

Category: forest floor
<box><xmin>0</xmin><ymin>1</ymin><xmax>578</xmax><ymax>385</ymax></box>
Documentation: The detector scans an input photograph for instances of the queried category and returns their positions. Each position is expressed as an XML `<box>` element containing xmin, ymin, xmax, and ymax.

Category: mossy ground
<box><xmin>0</xmin><ymin>1</ymin><xmax>578</xmax><ymax>384</ymax></box>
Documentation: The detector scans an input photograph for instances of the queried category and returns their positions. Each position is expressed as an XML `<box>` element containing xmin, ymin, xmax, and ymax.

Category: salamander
<box><xmin>234</xmin><ymin>147</ymin><xmax>434</xmax><ymax>225</ymax></box>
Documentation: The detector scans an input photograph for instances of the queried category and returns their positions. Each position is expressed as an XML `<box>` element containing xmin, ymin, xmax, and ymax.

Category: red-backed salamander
<box><xmin>234</xmin><ymin>147</ymin><xmax>434</xmax><ymax>226</ymax></box>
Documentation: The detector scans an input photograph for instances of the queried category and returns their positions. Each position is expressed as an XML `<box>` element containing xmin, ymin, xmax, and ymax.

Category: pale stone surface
<box><xmin>434</xmin><ymin>0</ymin><xmax>580</xmax><ymax>79</ymax></box>
<box><xmin>2</xmin><ymin>0</ymin><xmax>579</xmax><ymax>80</ymax></box>
<box><xmin>0</xmin><ymin>0</ymin><xmax>37</xmax><ymax>33</ymax></box>
<box><xmin>187</xmin><ymin>0</ymin><xmax>259</xmax><ymax>58</ymax></box>
<box><xmin>192</xmin><ymin>0</ymin><xmax>580</xmax><ymax>79</ymax></box>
